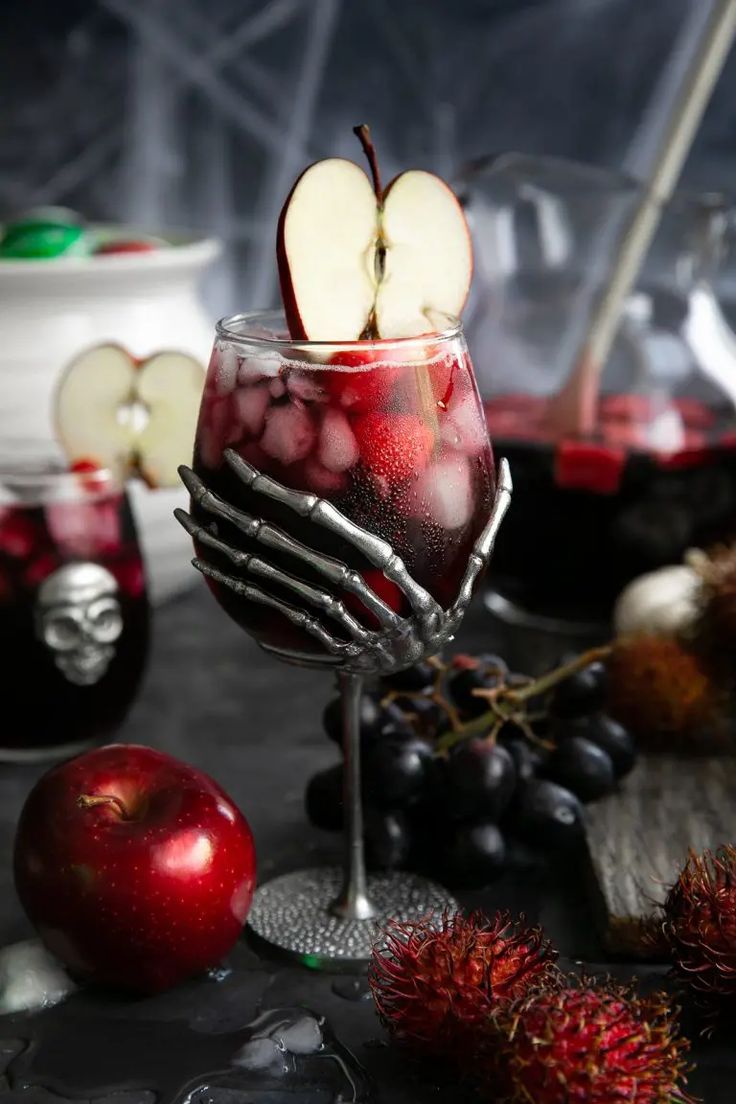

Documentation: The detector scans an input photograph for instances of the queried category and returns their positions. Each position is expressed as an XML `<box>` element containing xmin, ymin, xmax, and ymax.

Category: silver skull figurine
<box><xmin>35</xmin><ymin>563</ymin><xmax>123</xmax><ymax>686</ymax></box>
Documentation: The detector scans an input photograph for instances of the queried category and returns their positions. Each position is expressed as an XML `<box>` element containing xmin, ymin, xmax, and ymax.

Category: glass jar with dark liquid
<box><xmin>0</xmin><ymin>453</ymin><xmax>149</xmax><ymax>760</ymax></box>
<box><xmin>459</xmin><ymin>153</ymin><xmax>736</xmax><ymax>630</ymax></box>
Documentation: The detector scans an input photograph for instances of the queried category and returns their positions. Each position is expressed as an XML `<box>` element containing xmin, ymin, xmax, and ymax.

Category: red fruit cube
<box><xmin>555</xmin><ymin>440</ymin><xmax>626</xmax><ymax>495</ymax></box>
<box><xmin>353</xmin><ymin>413</ymin><xmax>434</xmax><ymax>487</ymax></box>
<box><xmin>327</xmin><ymin>348</ymin><xmax>402</xmax><ymax>413</ymax></box>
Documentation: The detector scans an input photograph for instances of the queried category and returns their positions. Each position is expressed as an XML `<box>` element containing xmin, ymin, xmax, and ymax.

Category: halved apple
<box><xmin>55</xmin><ymin>344</ymin><xmax>205</xmax><ymax>487</ymax></box>
<box><xmin>277</xmin><ymin>126</ymin><xmax>472</xmax><ymax>341</ymax></box>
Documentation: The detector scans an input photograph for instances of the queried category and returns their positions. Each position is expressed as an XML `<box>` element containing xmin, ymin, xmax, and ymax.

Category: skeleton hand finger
<box><xmin>224</xmin><ymin>449</ymin><xmax>443</xmax><ymax>628</ymax></box>
<box><xmin>177</xmin><ymin>508</ymin><xmax>395</xmax><ymax>659</ymax></box>
<box><xmin>449</xmin><ymin>458</ymin><xmax>512</xmax><ymax>619</ymax></box>
<box><xmin>192</xmin><ymin>559</ymin><xmax>363</xmax><ymax>661</ymax></box>
<box><xmin>178</xmin><ymin>466</ymin><xmax>403</xmax><ymax>630</ymax></box>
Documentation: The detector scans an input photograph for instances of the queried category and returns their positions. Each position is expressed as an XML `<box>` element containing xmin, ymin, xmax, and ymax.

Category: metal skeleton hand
<box><xmin>176</xmin><ymin>449</ymin><xmax>512</xmax><ymax>674</ymax></box>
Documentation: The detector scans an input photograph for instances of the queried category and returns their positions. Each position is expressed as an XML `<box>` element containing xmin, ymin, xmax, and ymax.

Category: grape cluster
<box><xmin>305</xmin><ymin>650</ymin><xmax>635</xmax><ymax>888</ymax></box>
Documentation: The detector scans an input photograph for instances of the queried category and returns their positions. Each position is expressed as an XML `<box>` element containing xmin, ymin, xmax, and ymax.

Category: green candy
<box><xmin>0</xmin><ymin>219</ymin><xmax>89</xmax><ymax>260</ymax></box>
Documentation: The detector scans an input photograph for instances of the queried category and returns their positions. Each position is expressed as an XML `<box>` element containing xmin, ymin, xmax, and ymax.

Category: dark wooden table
<box><xmin>0</xmin><ymin>583</ymin><xmax>731</xmax><ymax>1102</ymax></box>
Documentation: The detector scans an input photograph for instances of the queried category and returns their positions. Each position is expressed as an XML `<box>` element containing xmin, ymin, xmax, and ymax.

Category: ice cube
<box><xmin>237</xmin><ymin>354</ymin><xmax>281</xmax><ymax>384</ymax></box>
<box><xmin>441</xmin><ymin>393</ymin><xmax>490</xmax><ymax>455</ymax></box>
<box><xmin>231</xmin><ymin>1036</ymin><xmax>281</xmax><ymax>1071</ymax></box>
<box><xmin>301</xmin><ymin>458</ymin><xmax>347</xmax><ymax>495</ymax></box>
<box><xmin>647</xmin><ymin>408</ymin><xmax>685</xmax><ymax>454</ymax></box>
<box><xmin>214</xmin><ymin>346</ymin><xmax>239</xmax><ymax>396</ymax></box>
<box><xmin>287</xmin><ymin>372</ymin><xmax>329</xmax><ymax>403</ymax></box>
<box><xmin>232</xmin><ymin>384</ymin><xmax>270</xmax><ymax>438</ymax></box>
<box><xmin>0</xmin><ymin>939</ymin><xmax>76</xmax><ymax>1014</ymax></box>
<box><xmin>261</xmin><ymin>404</ymin><xmax>316</xmax><ymax>465</ymax></box>
<box><xmin>275</xmin><ymin>1015</ymin><xmax>323</xmax><ymax>1055</ymax></box>
<box><xmin>46</xmin><ymin>500</ymin><xmax>121</xmax><ymax>558</ymax></box>
<box><xmin>318</xmin><ymin>408</ymin><xmax>359</xmax><ymax>473</ymax></box>
<box><xmin>416</xmin><ymin>453</ymin><xmax>473</xmax><ymax>530</ymax></box>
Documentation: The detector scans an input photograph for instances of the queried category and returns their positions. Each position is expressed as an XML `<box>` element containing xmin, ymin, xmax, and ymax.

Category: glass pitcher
<box><xmin>457</xmin><ymin>153</ymin><xmax>736</xmax><ymax>632</ymax></box>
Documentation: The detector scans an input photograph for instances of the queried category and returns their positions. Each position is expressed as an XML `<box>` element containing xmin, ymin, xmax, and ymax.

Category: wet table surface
<box><xmin>0</xmin><ymin>583</ymin><xmax>731</xmax><ymax>1102</ymax></box>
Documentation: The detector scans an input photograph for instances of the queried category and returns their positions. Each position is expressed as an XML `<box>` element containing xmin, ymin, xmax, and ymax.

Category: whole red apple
<box><xmin>13</xmin><ymin>744</ymin><xmax>256</xmax><ymax>994</ymax></box>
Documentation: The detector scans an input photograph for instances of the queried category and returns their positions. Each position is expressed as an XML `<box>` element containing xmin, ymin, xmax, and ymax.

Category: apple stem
<box><xmin>77</xmin><ymin>793</ymin><xmax>131</xmax><ymax>820</ymax></box>
<box><xmin>353</xmin><ymin>124</ymin><xmax>383</xmax><ymax>204</ymax></box>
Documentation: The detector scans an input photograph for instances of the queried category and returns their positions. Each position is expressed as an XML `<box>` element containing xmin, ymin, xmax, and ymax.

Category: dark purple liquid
<box><xmin>485</xmin><ymin>394</ymin><xmax>736</xmax><ymax>624</ymax></box>
<box><xmin>0</xmin><ymin>488</ymin><xmax>149</xmax><ymax>753</ymax></box>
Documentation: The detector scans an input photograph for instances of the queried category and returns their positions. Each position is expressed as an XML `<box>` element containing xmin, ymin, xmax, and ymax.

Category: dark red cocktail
<box><xmin>485</xmin><ymin>393</ymin><xmax>736</xmax><ymax>626</ymax></box>
<box><xmin>191</xmin><ymin>315</ymin><xmax>496</xmax><ymax>660</ymax></box>
<box><xmin>0</xmin><ymin>461</ymin><xmax>149</xmax><ymax>759</ymax></box>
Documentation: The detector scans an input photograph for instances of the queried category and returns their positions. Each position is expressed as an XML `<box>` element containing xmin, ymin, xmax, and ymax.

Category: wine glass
<box><xmin>178</xmin><ymin>310</ymin><xmax>508</xmax><ymax>966</ymax></box>
<box><xmin>0</xmin><ymin>445</ymin><xmax>149</xmax><ymax>761</ymax></box>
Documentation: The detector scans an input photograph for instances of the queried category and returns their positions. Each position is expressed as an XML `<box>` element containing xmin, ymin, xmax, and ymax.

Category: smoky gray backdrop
<box><xmin>1</xmin><ymin>0</ymin><xmax>734</xmax><ymax>313</ymax></box>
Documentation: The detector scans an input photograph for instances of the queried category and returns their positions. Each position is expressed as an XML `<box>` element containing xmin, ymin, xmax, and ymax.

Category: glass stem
<box><xmin>330</xmin><ymin>671</ymin><xmax>377</xmax><ymax>921</ymax></box>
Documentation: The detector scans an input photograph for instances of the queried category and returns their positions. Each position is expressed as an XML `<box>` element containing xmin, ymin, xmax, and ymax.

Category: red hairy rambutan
<box><xmin>368</xmin><ymin>910</ymin><xmax>558</xmax><ymax>1057</ymax></box>
<box><xmin>492</xmin><ymin>979</ymin><xmax>694</xmax><ymax>1103</ymax></box>
<box><xmin>606</xmin><ymin>633</ymin><xmax>725</xmax><ymax>752</ymax></box>
<box><xmin>662</xmin><ymin>846</ymin><xmax>736</xmax><ymax>1021</ymax></box>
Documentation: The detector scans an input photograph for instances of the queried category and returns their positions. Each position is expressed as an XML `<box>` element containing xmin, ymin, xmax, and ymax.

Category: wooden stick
<box><xmin>547</xmin><ymin>0</ymin><xmax>736</xmax><ymax>437</ymax></box>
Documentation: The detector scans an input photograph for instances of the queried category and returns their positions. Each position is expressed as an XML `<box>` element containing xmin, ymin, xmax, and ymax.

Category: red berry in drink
<box><xmin>327</xmin><ymin>349</ymin><xmax>401</xmax><ymax>412</ymax></box>
<box><xmin>353</xmin><ymin>413</ymin><xmax>434</xmax><ymax>485</ymax></box>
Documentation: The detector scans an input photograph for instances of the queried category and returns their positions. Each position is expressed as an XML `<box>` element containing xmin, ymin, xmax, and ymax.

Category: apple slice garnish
<box><xmin>278</xmin><ymin>125</ymin><xmax>472</xmax><ymax>341</ymax></box>
<box><xmin>55</xmin><ymin>344</ymin><xmax>205</xmax><ymax>487</ymax></box>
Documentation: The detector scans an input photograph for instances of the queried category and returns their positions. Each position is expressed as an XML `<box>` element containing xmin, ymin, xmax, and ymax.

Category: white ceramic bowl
<box><xmin>0</xmin><ymin>230</ymin><xmax>220</xmax><ymax>603</ymax></box>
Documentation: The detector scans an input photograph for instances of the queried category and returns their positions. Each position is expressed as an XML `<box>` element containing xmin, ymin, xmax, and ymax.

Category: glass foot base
<box><xmin>247</xmin><ymin>867</ymin><xmax>458</xmax><ymax>970</ymax></box>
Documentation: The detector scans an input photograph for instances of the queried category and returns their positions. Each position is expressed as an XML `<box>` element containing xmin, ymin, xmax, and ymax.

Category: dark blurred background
<box><xmin>1</xmin><ymin>0</ymin><xmax>735</xmax><ymax>312</ymax></box>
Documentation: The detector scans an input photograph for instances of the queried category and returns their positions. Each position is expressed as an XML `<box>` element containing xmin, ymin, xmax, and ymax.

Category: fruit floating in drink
<box><xmin>484</xmin><ymin>392</ymin><xmax>736</xmax><ymax>626</ymax></box>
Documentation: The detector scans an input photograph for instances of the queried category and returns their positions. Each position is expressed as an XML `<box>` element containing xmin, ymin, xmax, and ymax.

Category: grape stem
<box><xmin>435</xmin><ymin>643</ymin><xmax>612</xmax><ymax>754</ymax></box>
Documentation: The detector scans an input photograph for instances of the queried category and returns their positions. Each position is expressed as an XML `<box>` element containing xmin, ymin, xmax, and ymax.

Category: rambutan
<box><xmin>662</xmin><ymin>846</ymin><xmax>736</xmax><ymax>1021</ymax></box>
<box><xmin>368</xmin><ymin>910</ymin><xmax>558</xmax><ymax>1057</ymax></box>
<box><xmin>691</xmin><ymin>543</ymin><xmax>736</xmax><ymax>687</ymax></box>
<box><xmin>606</xmin><ymin>633</ymin><xmax>727</xmax><ymax>753</ymax></box>
<box><xmin>492</xmin><ymin>979</ymin><xmax>694</xmax><ymax>1103</ymax></box>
